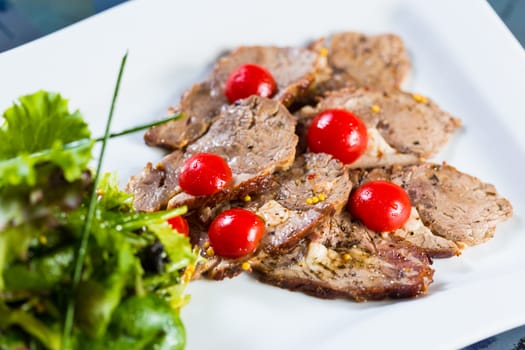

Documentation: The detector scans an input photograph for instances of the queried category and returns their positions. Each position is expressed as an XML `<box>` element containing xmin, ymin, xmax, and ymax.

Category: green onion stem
<box><xmin>94</xmin><ymin>113</ymin><xmax>183</xmax><ymax>142</ymax></box>
<box><xmin>0</xmin><ymin>112</ymin><xmax>181</xmax><ymax>170</ymax></box>
<box><xmin>61</xmin><ymin>52</ymin><xmax>128</xmax><ymax>350</ymax></box>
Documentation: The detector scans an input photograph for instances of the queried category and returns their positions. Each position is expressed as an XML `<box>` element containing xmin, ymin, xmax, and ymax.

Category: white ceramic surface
<box><xmin>1</xmin><ymin>1</ymin><xmax>524</xmax><ymax>349</ymax></box>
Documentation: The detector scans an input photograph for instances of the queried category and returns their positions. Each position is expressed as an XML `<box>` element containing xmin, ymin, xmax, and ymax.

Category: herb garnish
<box><xmin>61</xmin><ymin>52</ymin><xmax>128</xmax><ymax>350</ymax></box>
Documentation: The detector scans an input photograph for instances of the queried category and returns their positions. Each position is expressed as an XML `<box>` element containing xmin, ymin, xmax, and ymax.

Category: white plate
<box><xmin>1</xmin><ymin>0</ymin><xmax>524</xmax><ymax>349</ymax></box>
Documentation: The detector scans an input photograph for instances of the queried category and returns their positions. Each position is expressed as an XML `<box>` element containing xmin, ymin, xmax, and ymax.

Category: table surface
<box><xmin>0</xmin><ymin>1</ymin><xmax>524</xmax><ymax>349</ymax></box>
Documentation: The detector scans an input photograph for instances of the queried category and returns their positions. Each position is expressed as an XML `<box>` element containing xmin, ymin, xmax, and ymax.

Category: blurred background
<box><xmin>0</xmin><ymin>0</ymin><xmax>124</xmax><ymax>51</ymax></box>
<box><xmin>0</xmin><ymin>0</ymin><xmax>524</xmax><ymax>52</ymax></box>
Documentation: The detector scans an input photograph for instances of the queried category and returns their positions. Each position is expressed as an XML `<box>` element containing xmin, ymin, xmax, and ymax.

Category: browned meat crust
<box><xmin>128</xmin><ymin>32</ymin><xmax>513</xmax><ymax>303</ymax></box>
<box><xmin>248</xmin><ymin>153</ymin><xmax>351</xmax><ymax>253</ymax></box>
<box><xmin>188</xmin><ymin>153</ymin><xmax>351</xmax><ymax>279</ymax></box>
<box><xmin>355</xmin><ymin>163</ymin><xmax>513</xmax><ymax>256</ymax></box>
<box><xmin>126</xmin><ymin>151</ymin><xmax>185</xmax><ymax>213</ymax></box>
<box><xmin>128</xmin><ymin>96</ymin><xmax>298</xmax><ymax>212</ymax></box>
<box><xmin>145</xmin><ymin>46</ymin><xmax>326</xmax><ymax>149</ymax></box>
<box><xmin>211</xmin><ymin>46</ymin><xmax>326</xmax><ymax>107</ymax></box>
<box><xmin>251</xmin><ymin>212</ymin><xmax>434</xmax><ymax>301</ymax></box>
<box><xmin>144</xmin><ymin>81</ymin><xmax>228</xmax><ymax>150</ymax></box>
<box><xmin>296</xmin><ymin>87</ymin><xmax>461</xmax><ymax>165</ymax></box>
<box><xmin>310</xmin><ymin>32</ymin><xmax>411</xmax><ymax>93</ymax></box>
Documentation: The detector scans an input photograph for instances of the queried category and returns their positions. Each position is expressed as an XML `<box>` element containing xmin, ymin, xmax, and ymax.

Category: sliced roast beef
<box><xmin>248</xmin><ymin>152</ymin><xmax>351</xmax><ymax>253</ymax></box>
<box><xmin>185</xmin><ymin>214</ymin><xmax>247</xmax><ymax>280</ymax></box>
<box><xmin>251</xmin><ymin>211</ymin><xmax>434</xmax><ymax>301</ymax></box>
<box><xmin>189</xmin><ymin>153</ymin><xmax>351</xmax><ymax>279</ymax></box>
<box><xmin>310</xmin><ymin>32</ymin><xmax>411</xmax><ymax>94</ymax></box>
<box><xmin>145</xmin><ymin>46</ymin><xmax>326</xmax><ymax>149</ymax></box>
<box><xmin>144</xmin><ymin>81</ymin><xmax>228</xmax><ymax>150</ymax></box>
<box><xmin>211</xmin><ymin>46</ymin><xmax>326</xmax><ymax>107</ymax></box>
<box><xmin>354</xmin><ymin>163</ymin><xmax>513</xmax><ymax>257</ymax></box>
<box><xmin>126</xmin><ymin>151</ymin><xmax>185</xmax><ymax>213</ymax></box>
<box><xmin>127</xmin><ymin>96</ymin><xmax>297</xmax><ymax>212</ymax></box>
<box><xmin>296</xmin><ymin>87</ymin><xmax>461</xmax><ymax>166</ymax></box>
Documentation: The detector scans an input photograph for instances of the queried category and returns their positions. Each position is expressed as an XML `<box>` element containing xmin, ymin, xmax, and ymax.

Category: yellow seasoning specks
<box><xmin>342</xmin><ymin>253</ymin><xmax>351</xmax><ymax>262</ymax></box>
<box><xmin>243</xmin><ymin>195</ymin><xmax>252</xmax><ymax>202</ymax></box>
<box><xmin>39</xmin><ymin>235</ymin><xmax>48</xmax><ymax>245</ymax></box>
<box><xmin>371</xmin><ymin>105</ymin><xmax>381</xmax><ymax>113</ymax></box>
<box><xmin>412</xmin><ymin>93</ymin><xmax>428</xmax><ymax>104</ymax></box>
<box><xmin>319</xmin><ymin>47</ymin><xmax>328</xmax><ymax>57</ymax></box>
<box><xmin>306</xmin><ymin>193</ymin><xmax>327</xmax><ymax>205</ymax></box>
<box><xmin>182</xmin><ymin>265</ymin><xmax>195</xmax><ymax>284</ymax></box>
<box><xmin>241</xmin><ymin>262</ymin><xmax>251</xmax><ymax>271</ymax></box>
<box><xmin>206</xmin><ymin>246</ymin><xmax>215</xmax><ymax>257</ymax></box>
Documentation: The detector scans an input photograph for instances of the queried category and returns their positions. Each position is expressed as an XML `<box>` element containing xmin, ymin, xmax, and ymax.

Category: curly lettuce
<box><xmin>0</xmin><ymin>91</ymin><xmax>94</xmax><ymax>187</ymax></box>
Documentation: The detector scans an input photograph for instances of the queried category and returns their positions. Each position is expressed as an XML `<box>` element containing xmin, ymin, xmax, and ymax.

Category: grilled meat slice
<box><xmin>251</xmin><ymin>212</ymin><xmax>434</xmax><ymax>301</ymax></box>
<box><xmin>144</xmin><ymin>81</ymin><xmax>228</xmax><ymax>150</ymax></box>
<box><xmin>296</xmin><ymin>87</ymin><xmax>461</xmax><ymax>166</ymax></box>
<box><xmin>128</xmin><ymin>96</ymin><xmax>297</xmax><ymax>212</ymax></box>
<box><xmin>354</xmin><ymin>163</ymin><xmax>513</xmax><ymax>256</ymax></box>
<box><xmin>248</xmin><ymin>152</ymin><xmax>351</xmax><ymax>253</ymax></box>
<box><xmin>190</xmin><ymin>153</ymin><xmax>351</xmax><ymax>279</ymax></box>
<box><xmin>186</xmin><ymin>214</ymin><xmax>246</xmax><ymax>280</ymax></box>
<box><xmin>126</xmin><ymin>151</ymin><xmax>185</xmax><ymax>213</ymax></box>
<box><xmin>145</xmin><ymin>46</ymin><xmax>326</xmax><ymax>149</ymax></box>
<box><xmin>211</xmin><ymin>46</ymin><xmax>326</xmax><ymax>107</ymax></box>
<box><xmin>310</xmin><ymin>32</ymin><xmax>410</xmax><ymax>94</ymax></box>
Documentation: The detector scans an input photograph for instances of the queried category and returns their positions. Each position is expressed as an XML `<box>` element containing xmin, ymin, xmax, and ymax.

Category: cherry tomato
<box><xmin>307</xmin><ymin>109</ymin><xmax>368</xmax><ymax>164</ymax></box>
<box><xmin>167</xmin><ymin>216</ymin><xmax>190</xmax><ymax>237</ymax></box>
<box><xmin>179</xmin><ymin>153</ymin><xmax>232</xmax><ymax>196</ymax></box>
<box><xmin>224</xmin><ymin>64</ymin><xmax>276</xmax><ymax>103</ymax></box>
<box><xmin>348</xmin><ymin>180</ymin><xmax>412</xmax><ymax>232</ymax></box>
<box><xmin>208</xmin><ymin>208</ymin><xmax>265</xmax><ymax>259</ymax></box>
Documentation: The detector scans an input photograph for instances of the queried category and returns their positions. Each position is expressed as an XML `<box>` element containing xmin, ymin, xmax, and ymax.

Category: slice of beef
<box><xmin>354</xmin><ymin>163</ymin><xmax>513</xmax><ymax>256</ymax></box>
<box><xmin>127</xmin><ymin>96</ymin><xmax>297</xmax><ymax>212</ymax></box>
<box><xmin>211</xmin><ymin>46</ymin><xmax>326</xmax><ymax>107</ymax></box>
<box><xmin>185</xmin><ymin>213</ymin><xmax>247</xmax><ymax>281</ymax></box>
<box><xmin>145</xmin><ymin>46</ymin><xmax>326</xmax><ymax>149</ymax></box>
<box><xmin>296</xmin><ymin>87</ymin><xmax>461</xmax><ymax>166</ymax></box>
<box><xmin>251</xmin><ymin>211</ymin><xmax>434</xmax><ymax>301</ymax></box>
<box><xmin>126</xmin><ymin>151</ymin><xmax>185</xmax><ymax>213</ymax></box>
<box><xmin>189</xmin><ymin>152</ymin><xmax>352</xmax><ymax>280</ymax></box>
<box><xmin>248</xmin><ymin>152</ymin><xmax>351</xmax><ymax>254</ymax></box>
<box><xmin>144</xmin><ymin>81</ymin><xmax>228</xmax><ymax>150</ymax></box>
<box><xmin>310</xmin><ymin>32</ymin><xmax>411</xmax><ymax>94</ymax></box>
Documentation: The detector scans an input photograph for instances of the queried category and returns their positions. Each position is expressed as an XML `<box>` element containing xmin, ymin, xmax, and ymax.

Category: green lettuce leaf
<box><xmin>96</xmin><ymin>173</ymin><xmax>134</xmax><ymax>211</ymax></box>
<box><xmin>0</xmin><ymin>91</ymin><xmax>90</xmax><ymax>156</ymax></box>
<box><xmin>0</xmin><ymin>91</ymin><xmax>93</xmax><ymax>187</ymax></box>
<box><xmin>0</xmin><ymin>301</ymin><xmax>62</xmax><ymax>350</ymax></box>
<box><xmin>0</xmin><ymin>225</ymin><xmax>33</xmax><ymax>291</ymax></box>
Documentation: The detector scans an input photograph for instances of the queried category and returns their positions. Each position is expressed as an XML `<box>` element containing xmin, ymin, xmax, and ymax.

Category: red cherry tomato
<box><xmin>348</xmin><ymin>180</ymin><xmax>412</xmax><ymax>232</ymax></box>
<box><xmin>224</xmin><ymin>64</ymin><xmax>276</xmax><ymax>103</ymax></box>
<box><xmin>208</xmin><ymin>208</ymin><xmax>265</xmax><ymax>259</ymax></box>
<box><xmin>307</xmin><ymin>109</ymin><xmax>368</xmax><ymax>164</ymax></box>
<box><xmin>179</xmin><ymin>153</ymin><xmax>232</xmax><ymax>196</ymax></box>
<box><xmin>167</xmin><ymin>216</ymin><xmax>190</xmax><ymax>237</ymax></box>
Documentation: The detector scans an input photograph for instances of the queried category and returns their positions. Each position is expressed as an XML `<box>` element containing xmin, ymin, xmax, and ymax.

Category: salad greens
<box><xmin>0</xmin><ymin>84</ymin><xmax>198</xmax><ymax>347</ymax></box>
<box><xmin>0</xmin><ymin>90</ymin><xmax>93</xmax><ymax>187</ymax></box>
